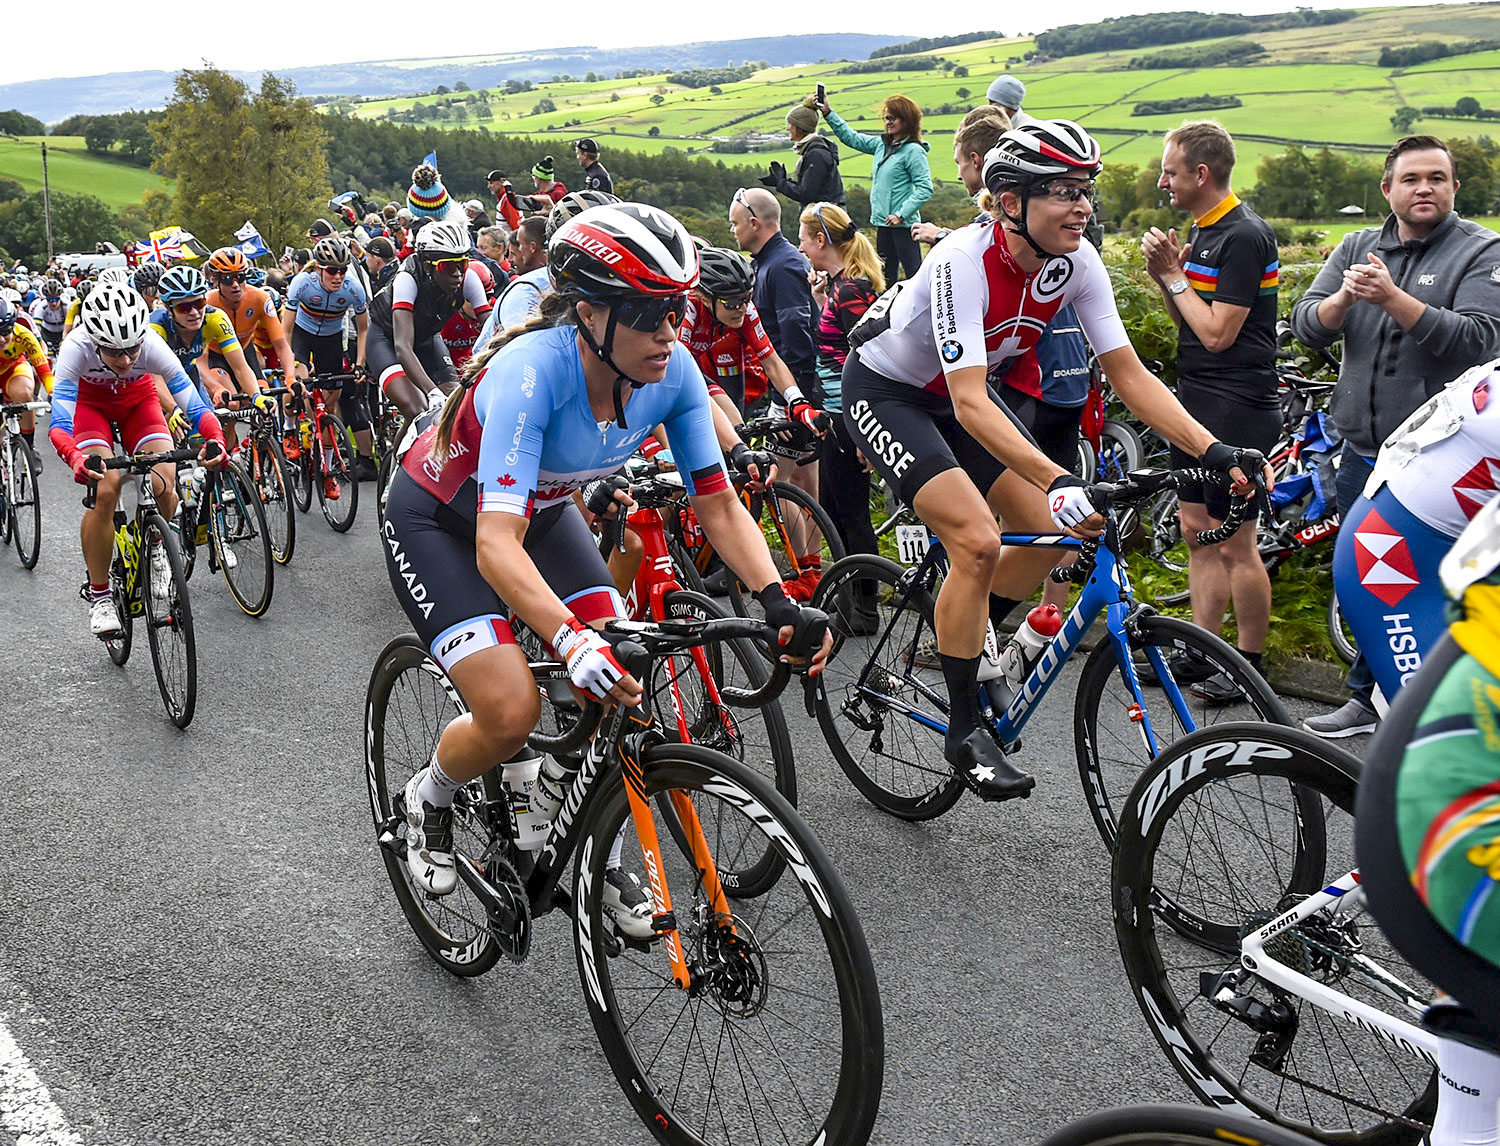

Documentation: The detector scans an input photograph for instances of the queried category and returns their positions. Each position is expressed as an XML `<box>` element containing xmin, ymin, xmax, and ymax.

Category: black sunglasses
<box><xmin>612</xmin><ymin>294</ymin><xmax>687</xmax><ymax>332</ymax></box>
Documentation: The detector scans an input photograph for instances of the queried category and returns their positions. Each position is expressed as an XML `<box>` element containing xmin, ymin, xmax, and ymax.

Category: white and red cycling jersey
<box><xmin>677</xmin><ymin>296</ymin><xmax>773</xmax><ymax>406</ymax></box>
<box><xmin>855</xmin><ymin>219</ymin><xmax>1129</xmax><ymax>395</ymax></box>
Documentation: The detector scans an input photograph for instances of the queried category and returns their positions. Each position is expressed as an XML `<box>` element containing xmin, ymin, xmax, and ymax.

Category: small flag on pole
<box><xmin>233</xmin><ymin>221</ymin><xmax>271</xmax><ymax>259</ymax></box>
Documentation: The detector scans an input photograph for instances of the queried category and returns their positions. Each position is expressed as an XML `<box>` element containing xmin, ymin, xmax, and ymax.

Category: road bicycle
<box><xmin>1037</xmin><ymin>1104</ymin><xmax>1321</xmax><ymax>1146</ymax></box>
<box><xmin>809</xmin><ymin>467</ymin><xmax>1289</xmax><ymax>840</ymax></box>
<box><xmin>364</xmin><ymin>613</ymin><xmax>883</xmax><ymax>1146</ymax></box>
<box><xmin>219</xmin><ymin>386</ymin><xmax>296</xmax><ymax>566</ymax></box>
<box><xmin>1111</xmin><ymin>721</ymin><xmax>1474</xmax><ymax>1144</ymax></box>
<box><xmin>0</xmin><ymin>399</ymin><xmax>47</xmax><ymax>569</ymax></box>
<box><xmin>278</xmin><ymin>370</ymin><xmax>359</xmax><ymax>532</ymax></box>
<box><xmin>171</xmin><ymin>444</ymin><xmax>274</xmax><ymax>618</ymax></box>
<box><xmin>83</xmin><ymin>446</ymin><xmax>200</xmax><ymax>728</ymax></box>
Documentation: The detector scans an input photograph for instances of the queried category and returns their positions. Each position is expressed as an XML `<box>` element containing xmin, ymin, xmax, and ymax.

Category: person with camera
<box><xmin>574</xmin><ymin>139</ymin><xmax>613</xmax><ymax>194</ymax></box>
<box><xmin>761</xmin><ymin>100</ymin><xmax>844</xmax><ymax>209</ymax></box>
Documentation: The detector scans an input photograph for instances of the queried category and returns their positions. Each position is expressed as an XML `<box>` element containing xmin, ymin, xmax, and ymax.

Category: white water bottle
<box><xmin>997</xmin><ymin>604</ymin><xmax>1063</xmax><ymax>690</ymax></box>
<box><xmin>500</xmin><ymin>749</ymin><xmax>549</xmax><ymax>851</ymax></box>
<box><xmin>529</xmin><ymin>753</ymin><xmax>581</xmax><ymax>825</ymax></box>
<box><xmin>181</xmin><ymin>466</ymin><xmax>204</xmax><ymax>507</ymax></box>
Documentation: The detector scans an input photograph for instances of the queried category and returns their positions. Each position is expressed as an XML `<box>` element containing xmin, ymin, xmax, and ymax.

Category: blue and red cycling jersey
<box><xmin>283</xmin><ymin>270</ymin><xmax>368</xmax><ymax>337</ymax></box>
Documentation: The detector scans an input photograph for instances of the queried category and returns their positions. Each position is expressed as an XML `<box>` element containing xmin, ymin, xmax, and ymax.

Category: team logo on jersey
<box><xmin>1030</xmin><ymin>257</ymin><xmax>1074</xmax><ymax>302</ymax></box>
<box><xmin>1353</xmin><ymin>508</ymin><xmax>1419</xmax><ymax>606</ymax></box>
<box><xmin>1452</xmin><ymin>456</ymin><xmax>1500</xmax><ymax>521</ymax></box>
<box><xmin>941</xmin><ymin>340</ymin><xmax>963</xmax><ymax>363</ymax></box>
<box><xmin>496</xmin><ymin>473</ymin><xmax>517</xmax><ymax>487</ymax></box>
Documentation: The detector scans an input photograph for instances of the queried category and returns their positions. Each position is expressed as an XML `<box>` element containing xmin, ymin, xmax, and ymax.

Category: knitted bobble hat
<box><xmin>408</xmin><ymin>163</ymin><xmax>450</xmax><ymax>218</ymax></box>
<box><xmin>532</xmin><ymin>155</ymin><xmax>555</xmax><ymax>181</ymax></box>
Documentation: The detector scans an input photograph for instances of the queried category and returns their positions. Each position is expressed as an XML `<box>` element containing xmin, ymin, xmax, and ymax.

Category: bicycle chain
<box><xmin>1254</xmin><ymin>1060</ymin><xmax>1432</xmax><ymax>1134</ymax></box>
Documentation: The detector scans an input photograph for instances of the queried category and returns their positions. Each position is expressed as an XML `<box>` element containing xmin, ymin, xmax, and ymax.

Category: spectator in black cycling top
<box><xmin>574</xmin><ymin>138</ymin><xmax>613</xmax><ymax>194</ymax></box>
<box><xmin>366</xmin><ymin>218</ymin><xmax>492</xmax><ymax>422</ymax></box>
<box><xmin>761</xmin><ymin>101</ymin><xmax>845</xmax><ymax>209</ymax></box>
<box><xmin>1142</xmin><ymin>120</ymin><xmax>1280</xmax><ymax>704</ymax></box>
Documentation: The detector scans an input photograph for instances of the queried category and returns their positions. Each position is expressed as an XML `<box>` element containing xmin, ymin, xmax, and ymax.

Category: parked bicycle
<box><xmin>364</xmin><ymin>612</ymin><xmax>884</xmax><ymax>1146</ymax></box>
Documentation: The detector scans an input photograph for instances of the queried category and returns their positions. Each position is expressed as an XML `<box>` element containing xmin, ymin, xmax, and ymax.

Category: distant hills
<box><xmin>0</xmin><ymin>35</ymin><xmax>912</xmax><ymax>122</ymax></box>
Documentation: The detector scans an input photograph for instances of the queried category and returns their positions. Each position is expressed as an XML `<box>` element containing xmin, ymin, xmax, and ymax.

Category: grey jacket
<box><xmin>1290</xmin><ymin>211</ymin><xmax>1500</xmax><ymax>454</ymax></box>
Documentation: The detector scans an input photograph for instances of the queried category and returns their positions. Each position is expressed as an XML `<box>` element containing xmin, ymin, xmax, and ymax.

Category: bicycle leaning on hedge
<box><xmin>810</xmin><ymin>466</ymin><xmax>1289</xmax><ymax>839</ymax></box>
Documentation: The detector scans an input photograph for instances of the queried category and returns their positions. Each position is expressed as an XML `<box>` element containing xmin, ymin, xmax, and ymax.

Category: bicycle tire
<box><xmin>0</xmin><ymin>444</ymin><xmax>11</xmax><ymax>547</ymax></box>
<box><xmin>364</xmin><ymin>634</ymin><xmax>504</xmax><ymax>978</ymax></box>
<box><xmin>1114</xmin><ymin>723</ymin><xmax>1437</xmax><ymax>1145</ymax></box>
<box><xmin>12</xmin><ymin>442</ymin><xmax>40</xmax><ymax>569</ymax></box>
<box><xmin>666</xmin><ymin>536</ymin><xmax>707</xmax><ymax>596</ymax></box>
<box><xmin>1075</xmin><ymin>613</ymin><xmax>1291</xmax><ymax>851</ymax></box>
<box><xmin>726</xmin><ymin>479</ymin><xmax>846</xmax><ymax>621</ymax></box>
<box><xmin>211</xmin><ymin>458</ymin><xmax>274</xmax><ymax>617</ymax></box>
<box><xmin>1328</xmin><ymin>591</ymin><xmax>1358</xmax><ymax>665</ymax></box>
<box><xmin>249</xmin><ymin>432</ymin><xmax>296</xmax><ymax>566</ymax></box>
<box><xmin>575</xmin><ymin>742</ymin><xmax>883</xmax><ymax>1146</ymax></box>
<box><xmin>810</xmin><ymin>554</ymin><xmax>965</xmax><ymax>820</ymax></box>
<box><xmin>104</xmin><ymin>548</ymin><xmax>134</xmax><ymax>667</ymax></box>
<box><xmin>650</xmin><ymin>589</ymin><xmax>795</xmax><ymax>898</ymax></box>
<box><xmin>141</xmin><ymin>511</ymin><xmax>196</xmax><ymax>728</ymax></box>
<box><xmin>1037</xmin><ymin>1103</ymin><xmax>1325</xmax><ymax>1146</ymax></box>
<box><xmin>288</xmin><ymin>434</ymin><xmax>313</xmax><ymax>514</ymax></box>
<box><xmin>314</xmin><ymin>414</ymin><xmax>359</xmax><ymax>532</ymax></box>
<box><xmin>1096</xmin><ymin>419</ymin><xmax>1145</xmax><ymax>482</ymax></box>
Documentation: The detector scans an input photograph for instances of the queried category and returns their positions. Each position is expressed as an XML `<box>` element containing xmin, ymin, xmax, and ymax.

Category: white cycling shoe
<box><xmin>402</xmin><ymin>773</ymin><xmax>457</xmax><ymax>896</ymax></box>
<box><xmin>89</xmin><ymin>597</ymin><xmax>124</xmax><ymax>638</ymax></box>
<box><xmin>603</xmin><ymin>868</ymin><xmax>655</xmax><ymax>940</ymax></box>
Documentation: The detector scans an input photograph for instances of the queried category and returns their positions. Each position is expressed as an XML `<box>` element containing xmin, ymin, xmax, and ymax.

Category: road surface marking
<box><xmin>0</xmin><ymin>1017</ymin><xmax>81</xmax><ymax>1146</ymax></box>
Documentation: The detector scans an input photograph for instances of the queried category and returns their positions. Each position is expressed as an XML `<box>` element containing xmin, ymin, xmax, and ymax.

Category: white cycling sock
<box><xmin>1430</xmin><ymin>1033</ymin><xmax>1500</xmax><ymax>1146</ymax></box>
<box><xmin>414</xmin><ymin>753</ymin><xmax>462</xmax><ymax>809</ymax></box>
<box><xmin>608</xmin><ymin>830</ymin><xmax>625</xmax><ymax>871</ymax></box>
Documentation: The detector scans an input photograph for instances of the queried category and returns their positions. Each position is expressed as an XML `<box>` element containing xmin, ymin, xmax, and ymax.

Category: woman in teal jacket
<box><xmin>817</xmin><ymin>92</ymin><xmax>932</xmax><ymax>282</ymax></box>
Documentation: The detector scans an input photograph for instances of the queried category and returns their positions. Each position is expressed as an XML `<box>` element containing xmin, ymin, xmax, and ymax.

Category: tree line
<box><xmin>1035</xmin><ymin>7</ymin><xmax>1350</xmax><ymax>58</ymax></box>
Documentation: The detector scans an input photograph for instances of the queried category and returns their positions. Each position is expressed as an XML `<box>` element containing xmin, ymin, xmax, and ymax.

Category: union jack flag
<box><xmin>136</xmin><ymin>234</ymin><xmax>183</xmax><ymax>263</ymax></box>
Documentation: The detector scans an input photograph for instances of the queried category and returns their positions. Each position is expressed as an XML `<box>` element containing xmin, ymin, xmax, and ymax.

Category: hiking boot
<box><xmin>945</xmin><ymin>728</ymin><xmax>1035</xmax><ymax>802</ymax></box>
<box><xmin>400</xmin><ymin>773</ymin><xmax>456</xmax><ymax>896</ymax></box>
<box><xmin>602</xmin><ymin>867</ymin><xmax>655</xmax><ymax>940</ymax></box>
<box><xmin>1303</xmin><ymin>697</ymin><xmax>1378</xmax><ymax>739</ymax></box>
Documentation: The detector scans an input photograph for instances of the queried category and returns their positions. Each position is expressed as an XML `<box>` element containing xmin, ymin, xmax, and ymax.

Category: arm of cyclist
<box><xmin>222</xmin><ymin>342</ymin><xmax>263</xmax><ymax>400</ymax></box>
<box><xmin>352</xmin><ymin>309</ymin><xmax>368</xmax><ymax>373</ymax></box>
<box><xmin>762</xmin><ymin>349</ymin><xmax>827</xmax><ymax>435</ymax></box>
<box><xmin>707</xmin><ymin>401</ymin><xmax>776</xmax><ymax>487</ymax></box>
<box><xmin>163</xmin><ymin>364</ymin><xmax>227</xmax><ymax>462</ymax></box>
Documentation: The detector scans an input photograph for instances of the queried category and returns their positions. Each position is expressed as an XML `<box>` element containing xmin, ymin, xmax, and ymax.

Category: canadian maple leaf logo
<box><xmin>495</xmin><ymin>474</ymin><xmax>517</xmax><ymax>487</ymax></box>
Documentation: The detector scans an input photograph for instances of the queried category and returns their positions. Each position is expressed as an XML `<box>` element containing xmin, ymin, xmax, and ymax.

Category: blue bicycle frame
<box><xmin>868</xmin><ymin>527</ymin><xmax>1197</xmax><ymax>756</ymax></box>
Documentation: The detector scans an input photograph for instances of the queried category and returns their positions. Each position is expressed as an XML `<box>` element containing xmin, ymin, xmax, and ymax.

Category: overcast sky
<box><xmin>7</xmin><ymin>0</ymin><xmax>1451</xmax><ymax>85</ymax></box>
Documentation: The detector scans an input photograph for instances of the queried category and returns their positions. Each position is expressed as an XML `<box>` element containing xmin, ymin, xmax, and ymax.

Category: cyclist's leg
<box><xmin>3</xmin><ymin>363</ymin><xmax>36</xmax><ymax>436</ymax></box>
<box><xmin>119</xmin><ymin>394</ymin><xmax>180</xmax><ymax>520</ymax></box>
<box><xmin>74</xmin><ymin>401</ymin><xmax>123</xmax><ymax>588</ymax></box>
<box><xmin>368</xmin><ymin>330</ymin><xmax>426</xmax><ymax>422</ymax></box>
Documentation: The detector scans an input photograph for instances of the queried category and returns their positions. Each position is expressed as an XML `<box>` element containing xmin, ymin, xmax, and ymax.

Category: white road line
<box><xmin>0</xmin><ymin>1017</ymin><xmax>82</xmax><ymax>1146</ymax></box>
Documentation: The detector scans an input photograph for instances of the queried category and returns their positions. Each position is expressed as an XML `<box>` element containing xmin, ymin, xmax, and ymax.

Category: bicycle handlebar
<box><xmin>1</xmin><ymin>401</ymin><xmax>50</xmax><ymax>416</ymax></box>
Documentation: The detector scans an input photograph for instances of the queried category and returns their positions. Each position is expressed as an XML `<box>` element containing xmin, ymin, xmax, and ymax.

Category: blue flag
<box><xmin>232</xmin><ymin>220</ymin><xmax>271</xmax><ymax>260</ymax></box>
<box><xmin>422</xmin><ymin>150</ymin><xmax>437</xmax><ymax>168</ymax></box>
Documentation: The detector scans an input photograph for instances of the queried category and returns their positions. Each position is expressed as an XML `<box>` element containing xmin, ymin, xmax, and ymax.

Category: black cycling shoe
<box><xmin>945</xmin><ymin>729</ymin><xmax>1035</xmax><ymax>802</ymax></box>
<box><xmin>1133</xmin><ymin>646</ymin><xmax>1217</xmax><ymax>688</ymax></box>
<box><xmin>1190</xmin><ymin>669</ymin><xmax>1246</xmax><ymax>707</ymax></box>
<box><xmin>354</xmin><ymin>455</ymin><xmax>379</xmax><ymax>482</ymax></box>
<box><xmin>701</xmin><ymin>565</ymin><xmax>732</xmax><ymax>597</ymax></box>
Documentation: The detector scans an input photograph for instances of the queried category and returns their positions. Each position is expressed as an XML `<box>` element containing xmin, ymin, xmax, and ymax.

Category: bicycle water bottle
<box><xmin>529</xmin><ymin>753</ymin><xmax>582</xmax><ymax>825</ymax></box>
<box><xmin>499</xmin><ymin>748</ymin><xmax>550</xmax><ymax>851</ymax></box>
<box><xmin>997</xmin><ymin>604</ymin><xmax>1063</xmax><ymax>692</ymax></box>
<box><xmin>181</xmin><ymin>465</ymin><xmax>205</xmax><ymax>507</ymax></box>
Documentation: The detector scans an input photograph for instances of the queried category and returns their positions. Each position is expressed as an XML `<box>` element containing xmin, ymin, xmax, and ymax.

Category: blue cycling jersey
<box><xmin>283</xmin><ymin>270</ymin><xmax>367</xmax><ymax>337</ymax></box>
<box><xmin>474</xmin><ymin>267</ymin><xmax>550</xmax><ymax>349</ymax></box>
<box><xmin>401</xmin><ymin>324</ymin><xmax>728</xmax><ymax>522</ymax></box>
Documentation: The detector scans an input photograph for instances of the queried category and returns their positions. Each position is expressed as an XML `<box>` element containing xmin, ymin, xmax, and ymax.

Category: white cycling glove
<box><xmin>1047</xmin><ymin>475</ymin><xmax>1098</xmax><ymax>530</ymax></box>
<box><xmin>426</xmin><ymin>386</ymin><xmax>450</xmax><ymax>415</ymax></box>
<box><xmin>553</xmin><ymin>618</ymin><xmax>627</xmax><ymax>700</ymax></box>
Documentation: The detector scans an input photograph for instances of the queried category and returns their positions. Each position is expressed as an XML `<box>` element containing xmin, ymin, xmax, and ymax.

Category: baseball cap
<box><xmin>307</xmin><ymin>218</ymin><xmax>336</xmax><ymax>239</ymax></box>
<box><xmin>463</xmin><ymin>199</ymin><xmax>484</xmax><ymax>213</ymax></box>
<box><xmin>365</xmin><ymin>236</ymin><xmax>396</xmax><ymax>259</ymax></box>
<box><xmin>486</xmin><ymin>169</ymin><xmax>507</xmax><ymax>182</ymax></box>
<box><xmin>575</xmin><ymin>138</ymin><xmax>600</xmax><ymax>154</ymax></box>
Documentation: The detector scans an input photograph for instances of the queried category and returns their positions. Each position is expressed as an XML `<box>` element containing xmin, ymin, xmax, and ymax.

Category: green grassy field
<box><xmin>0</xmin><ymin>136</ymin><xmax>169</xmax><ymax>210</ymax></box>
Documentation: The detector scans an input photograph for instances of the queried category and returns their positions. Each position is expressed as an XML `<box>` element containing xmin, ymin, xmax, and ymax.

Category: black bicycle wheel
<box><xmin>0</xmin><ymin>445</ymin><xmax>12</xmax><ymax>547</ymax></box>
<box><xmin>1114</xmin><ymin>724</ymin><xmax>1437</xmax><ymax>1145</ymax></box>
<box><xmin>210</xmin><ymin>458</ymin><xmax>274</xmax><ymax>617</ymax></box>
<box><xmin>1037</xmin><ymin>1104</ymin><xmax>1325</xmax><ymax>1146</ymax></box>
<box><xmin>810</xmin><ymin>554</ymin><xmax>965</xmax><ymax>820</ymax></box>
<box><xmin>727</xmin><ymin>480</ymin><xmax>846</xmax><ymax>621</ymax></box>
<box><xmin>576</xmin><ymin>743</ymin><xmax>883</xmax><ymax>1146</ymax></box>
<box><xmin>314</xmin><ymin>415</ymin><xmax>359</xmax><ymax>532</ymax></box>
<box><xmin>1075</xmin><ymin>613</ymin><xmax>1291</xmax><ymax>850</ymax></box>
<box><xmin>104</xmin><ymin>549</ymin><xmax>134</xmax><ymax>667</ymax></box>
<box><xmin>11</xmin><ymin>441</ymin><xmax>40</xmax><ymax>569</ymax></box>
<box><xmin>1328</xmin><ymin>590</ymin><xmax>1358</xmax><ymax>665</ymax></box>
<box><xmin>141</xmin><ymin>512</ymin><xmax>196</xmax><ymax>728</ymax></box>
<box><xmin>249</xmin><ymin>432</ymin><xmax>295</xmax><ymax>566</ymax></box>
<box><xmin>288</xmin><ymin>432</ymin><xmax>313</xmax><ymax>514</ymax></box>
<box><xmin>1146</xmin><ymin>489</ymin><xmax>1188</xmax><ymax>575</ymax></box>
<box><xmin>649</xmin><ymin>590</ymin><xmax>795</xmax><ymax>898</ymax></box>
<box><xmin>1096</xmin><ymin>419</ymin><xmax>1145</xmax><ymax>482</ymax></box>
<box><xmin>364</xmin><ymin>634</ymin><xmax>503</xmax><ymax>978</ymax></box>
<box><xmin>666</xmin><ymin>536</ymin><xmax>707</xmax><ymax>596</ymax></box>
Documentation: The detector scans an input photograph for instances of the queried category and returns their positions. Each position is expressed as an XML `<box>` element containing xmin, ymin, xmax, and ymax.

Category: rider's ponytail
<box><xmin>429</xmin><ymin>289</ymin><xmax>579</xmax><ymax>465</ymax></box>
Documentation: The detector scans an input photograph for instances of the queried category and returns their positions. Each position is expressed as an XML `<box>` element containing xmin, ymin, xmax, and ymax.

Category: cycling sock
<box><xmin>21</xmin><ymin>430</ymin><xmax>34</xmax><ymax>450</ymax></box>
<box><xmin>1429</xmin><ymin>1032</ymin><xmax>1500</xmax><ymax>1146</ymax></box>
<box><xmin>89</xmin><ymin>582</ymin><xmax>109</xmax><ymax>601</ymax></box>
<box><xmin>989</xmin><ymin>595</ymin><xmax>1023</xmax><ymax>633</ymax></box>
<box><xmin>1238</xmin><ymin>648</ymin><xmax>1264</xmax><ymax>673</ymax></box>
<box><xmin>608</xmin><ymin>831</ymin><xmax>625</xmax><ymax>870</ymax></box>
<box><xmin>416</xmin><ymin>753</ymin><xmax>463</xmax><ymax>808</ymax></box>
<box><xmin>939</xmin><ymin>653</ymin><xmax>983</xmax><ymax>745</ymax></box>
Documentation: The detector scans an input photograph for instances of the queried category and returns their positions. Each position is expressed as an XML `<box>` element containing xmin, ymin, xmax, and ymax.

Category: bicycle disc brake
<box><xmin>696</xmin><ymin>914</ymin><xmax>767</xmax><ymax>1019</ymax></box>
<box><xmin>482</xmin><ymin>849</ymin><xmax>532</xmax><ymax>964</ymax></box>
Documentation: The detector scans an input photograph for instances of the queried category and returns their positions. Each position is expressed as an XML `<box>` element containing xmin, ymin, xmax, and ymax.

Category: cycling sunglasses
<box><xmin>99</xmin><ymin>342</ymin><xmax>143</xmax><ymax>359</ymax></box>
<box><xmin>612</xmin><ymin>293</ymin><xmax>687</xmax><ymax>332</ymax></box>
<box><xmin>1035</xmin><ymin>179</ymin><xmax>1097</xmax><ymax>204</ymax></box>
<box><xmin>732</xmin><ymin>188</ymin><xmax>757</xmax><ymax>220</ymax></box>
<box><xmin>319</xmin><ymin>265</ymin><xmax>349</xmax><ymax>277</ymax></box>
<box><xmin>215</xmin><ymin>272</ymin><xmax>248</xmax><ymax>285</ymax></box>
<box><xmin>172</xmin><ymin>298</ymin><xmax>208</xmax><ymax>314</ymax></box>
<box><xmin>424</xmin><ymin>256</ymin><xmax>469</xmax><ymax>273</ymax></box>
<box><xmin>714</xmin><ymin>294</ymin><xmax>750</xmax><ymax>312</ymax></box>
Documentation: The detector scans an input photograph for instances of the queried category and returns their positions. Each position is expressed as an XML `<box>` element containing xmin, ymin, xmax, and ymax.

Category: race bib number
<box><xmin>895</xmin><ymin>524</ymin><xmax>931</xmax><ymax>566</ymax></box>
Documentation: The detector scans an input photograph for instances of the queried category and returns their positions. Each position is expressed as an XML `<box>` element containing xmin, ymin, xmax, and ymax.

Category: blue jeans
<box><xmin>1335</xmin><ymin>442</ymin><xmax>1376</xmax><ymax>704</ymax></box>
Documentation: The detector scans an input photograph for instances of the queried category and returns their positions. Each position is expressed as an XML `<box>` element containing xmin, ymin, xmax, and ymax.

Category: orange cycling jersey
<box><xmin>207</xmin><ymin>285</ymin><xmax>287</xmax><ymax>353</ymax></box>
<box><xmin>0</xmin><ymin>325</ymin><xmax>54</xmax><ymax>394</ymax></box>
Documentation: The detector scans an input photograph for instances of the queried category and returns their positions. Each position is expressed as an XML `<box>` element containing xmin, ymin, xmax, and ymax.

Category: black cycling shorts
<box><xmin>841</xmin><ymin>351</ymin><xmax>1031</xmax><ymax>508</ymax></box>
<box><xmin>1169</xmin><ymin>385</ymin><xmax>1281</xmax><ymax>520</ymax></box>
<box><xmin>207</xmin><ymin>343</ymin><xmax>266</xmax><ymax>381</ymax></box>
<box><xmin>291</xmin><ymin>326</ymin><xmax>346</xmax><ymax>380</ymax></box>
<box><xmin>367</xmin><ymin>330</ymin><xmax>455</xmax><ymax>395</ymax></box>
<box><xmin>382</xmin><ymin>470</ymin><xmax>624</xmax><ymax>674</ymax></box>
<box><xmin>1002</xmin><ymin>387</ymin><xmax>1083</xmax><ymax>471</ymax></box>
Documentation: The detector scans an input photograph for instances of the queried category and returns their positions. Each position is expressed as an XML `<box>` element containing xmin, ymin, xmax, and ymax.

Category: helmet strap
<box><xmin>1001</xmin><ymin>185</ymin><xmax>1060</xmax><ymax>262</ymax></box>
<box><xmin>575</xmin><ymin>307</ymin><xmax>645</xmax><ymax>429</ymax></box>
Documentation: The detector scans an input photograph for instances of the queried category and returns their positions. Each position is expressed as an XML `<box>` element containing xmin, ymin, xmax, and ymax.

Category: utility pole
<box><xmin>40</xmin><ymin>141</ymin><xmax>52</xmax><ymax>262</ymax></box>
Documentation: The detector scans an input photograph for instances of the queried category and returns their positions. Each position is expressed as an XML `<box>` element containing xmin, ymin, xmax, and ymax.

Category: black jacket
<box><xmin>776</xmin><ymin>136</ymin><xmax>845</xmax><ymax>207</ymax></box>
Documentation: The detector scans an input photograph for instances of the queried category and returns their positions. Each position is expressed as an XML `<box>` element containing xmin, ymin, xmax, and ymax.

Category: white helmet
<box><xmin>13</xmin><ymin>278</ymin><xmax>28</xmax><ymax>293</ymax></box>
<box><xmin>82</xmin><ymin>283</ymin><xmax>150</xmax><ymax>350</ymax></box>
<box><xmin>97</xmin><ymin>267</ymin><xmax>133</xmax><ymax>287</ymax></box>
<box><xmin>0</xmin><ymin>288</ymin><xmax>20</xmax><ymax>306</ymax></box>
<box><xmin>414</xmin><ymin>218</ymin><xmax>472</xmax><ymax>259</ymax></box>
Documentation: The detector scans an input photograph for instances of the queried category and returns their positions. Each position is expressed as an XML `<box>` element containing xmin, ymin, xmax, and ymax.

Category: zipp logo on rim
<box><xmin>1134</xmin><ymin>739</ymin><xmax>1295</xmax><ymax>835</ymax></box>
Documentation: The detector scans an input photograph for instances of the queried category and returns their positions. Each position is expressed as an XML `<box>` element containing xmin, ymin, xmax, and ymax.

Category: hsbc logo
<box><xmin>1452</xmin><ymin>456</ymin><xmax>1500</xmax><ymax>522</ymax></box>
<box><xmin>1353</xmin><ymin>508</ymin><xmax>1418</xmax><ymax>607</ymax></box>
